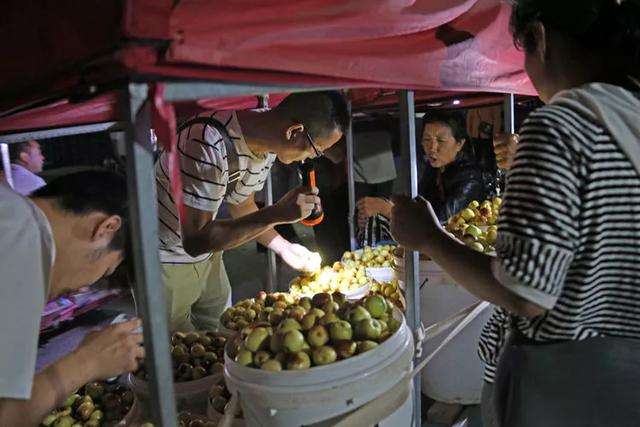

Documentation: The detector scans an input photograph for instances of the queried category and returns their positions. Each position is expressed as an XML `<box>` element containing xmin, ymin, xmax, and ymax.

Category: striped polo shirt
<box><xmin>156</xmin><ymin>111</ymin><xmax>276</xmax><ymax>263</ymax></box>
<box><xmin>478</xmin><ymin>97</ymin><xmax>640</xmax><ymax>382</ymax></box>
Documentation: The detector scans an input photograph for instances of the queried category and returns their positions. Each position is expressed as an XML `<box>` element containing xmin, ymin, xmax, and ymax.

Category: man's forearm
<box><xmin>255</xmin><ymin>228</ymin><xmax>282</xmax><ymax>249</ymax></box>
<box><xmin>419</xmin><ymin>229</ymin><xmax>544</xmax><ymax>317</ymax></box>
<box><xmin>0</xmin><ymin>352</ymin><xmax>94</xmax><ymax>426</ymax></box>
<box><xmin>228</xmin><ymin>196</ymin><xmax>283</xmax><ymax>250</ymax></box>
<box><xmin>185</xmin><ymin>205</ymin><xmax>283</xmax><ymax>255</ymax></box>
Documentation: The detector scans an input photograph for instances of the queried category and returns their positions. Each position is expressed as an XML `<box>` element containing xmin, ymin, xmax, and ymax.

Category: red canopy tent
<box><xmin>0</xmin><ymin>0</ymin><xmax>534</xmax><ymax>130</ymax></box>
<box><xmin>0</xmin><ymin>1</ymin><xmax>535</xmax><ymax>425</ymax></box>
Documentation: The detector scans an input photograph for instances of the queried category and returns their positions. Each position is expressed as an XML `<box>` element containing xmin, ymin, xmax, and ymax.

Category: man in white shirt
<box><xmin>0</xmin><ymin>170</ymin><xmax>144</xmax><ymax>426</ymax></box>
<box><xmin>156</xmin><ymin>91</ymin><xmax>349</xmax><ymax>331</ymax></box>
<box><xmin>6</xmin><ymin>140</ymin><xmax>46</xmax><ymax>195</ymax></box>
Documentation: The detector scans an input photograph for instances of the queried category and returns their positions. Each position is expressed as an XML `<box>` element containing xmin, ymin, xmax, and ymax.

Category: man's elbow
<box><xmin>182</xmin><ymin>236</ymin><xmax>225</xmax><ymax>256</ymax></box>
<box><xmin>182</xmin><ymin>240</ymin><xmax>199</xmax><ymax>258</ymax></box>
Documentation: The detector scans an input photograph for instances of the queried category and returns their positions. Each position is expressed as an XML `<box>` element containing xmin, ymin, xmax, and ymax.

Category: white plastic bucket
<box><xmin>128</xmin><ymin>372</ymin><xmax>222</xmax><ymax>415</ymax></box>
<box><xmin>224</xmin><ymin>309</ymin><xmax>414</xmax><ymax>427</ymax></box>
<box><xmin>394</xmin><ymin>253</ymin><xmax>489</xmax><ymax>404</ymax></box>
<box><xmin>378</xmin><ymin>386</ymin><xmax>414</xmax><ymax>427</ymax></box>
<box><xmin>304</xmin><ymin>387</ymin><xmax>414</xmax><ymax>427</ymax></box>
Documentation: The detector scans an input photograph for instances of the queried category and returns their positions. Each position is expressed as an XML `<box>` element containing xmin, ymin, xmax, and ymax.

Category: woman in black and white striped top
<box><xmin>391</xmin><ymin>0</ymin><xmax>640</xmax><ymax>425</ymax></box>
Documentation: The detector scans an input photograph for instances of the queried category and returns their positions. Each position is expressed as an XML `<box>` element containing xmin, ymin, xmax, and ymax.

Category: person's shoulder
<box><xmin>179</xmin><ymin>111</ymin><xmax>233</xmax><ymax>139</ymax></box>
<box><xmin>525</xmin><ymin>102</ymin><xmax>604</xmax><ymax>136</ymax></box>
<box><xmin>0</xmin><ymin>185</ymin><xmax>44</xmax><ymax>239</ymax></box>
<box><xmin>0</xmin><ymin>184</ymin><xmax>33</xmax><ymax>217</ymax></box>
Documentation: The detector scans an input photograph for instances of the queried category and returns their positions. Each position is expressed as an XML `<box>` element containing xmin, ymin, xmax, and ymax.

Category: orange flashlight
<box><xmin>299</xmin><ymin>161</ymin><xmax>324</xmax><ymax>226</ymax></box>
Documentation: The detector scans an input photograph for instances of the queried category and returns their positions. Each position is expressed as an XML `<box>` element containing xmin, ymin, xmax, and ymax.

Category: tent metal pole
<box><xmin>496</xmin><ymin>93</ymin><xmax>516</xmax><ymax>196</ymax></box>
<box><xmin>504</xmin><ymin>93</ymin><xmax>515</xmax><ymax>133</ymax></box>
<box><xmin>265</xmin><ymin>171</ymin><xmax>277</xmax><ymax>292</ymax></box>
<box><xmin>121</xmin><ymin>83</ymin><xmax>178</xmax><ymax>427</ymax></box>
<box><xmin>346</xmin><ymin>94</ymin><xmax>357</xmax><ymax>251</ymax></box>
<box><xmin>259</xmin><ymin>94</ymin><xmax>278</xmax><ymax>292</ymax></box>
<box><xmin>399</xmin><ymin>90</ymin><xmax>421</xmax><ymax>427</ymax></box>
<box><xmin>1</xmin><ymin>144</ymin><xmax>13</xmax><ymax>189</ymax></box>
<box><xmin>163</xmin><ymin>81</ymin><xmax>350</xmax><ymax>102</ymax></box>
<box><xmin>0</xmin><ymin>121</ymin><xmax>120</xmax><ymax>144</ymax></box>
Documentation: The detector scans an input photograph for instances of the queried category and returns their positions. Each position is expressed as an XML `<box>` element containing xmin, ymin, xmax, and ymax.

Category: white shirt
<box><xmin>0</xmin><ymin>184</ymin><xmax>55</xmax><ymax>398</ymax></box>
<box><xmin>156</xmin><ymin>111</ymin><xmax>275</xmax><ymax>263</ymax></box>
<box><xmin>9</xmin><ymin>164</ymin><xmax>46</xmax><ymax>196</ymax></box>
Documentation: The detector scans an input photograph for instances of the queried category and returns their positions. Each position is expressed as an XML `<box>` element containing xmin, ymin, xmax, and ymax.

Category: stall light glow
<box><xmin>452</xmin><ymin>99</ymin><xmax>461</xmax><ymax>105</ymax></box>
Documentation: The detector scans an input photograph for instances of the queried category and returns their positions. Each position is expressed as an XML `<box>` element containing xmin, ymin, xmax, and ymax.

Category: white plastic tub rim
<box><xmin>224</xmin><ymin>335</ymin><xmax>414</xmax><ymax>427</ymax></box>
<box><xmin>223</xmin><ymin>308</ymin><xmax>413</xmax><ymax>406</ymax></box>
<box><xmin>224</xmin><ymin>308</ymin><xmax>408</xmax><ymax>388</ymax></box>
<box><xmin>127</xmin><ymin>328</ymin><xmax>232</xmax><ymax>397</ymax></box>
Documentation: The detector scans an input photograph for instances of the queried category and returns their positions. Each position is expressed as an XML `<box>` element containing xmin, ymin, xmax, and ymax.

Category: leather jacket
<box><xmin>420</xmin><ymin>151</ymin><xmax>487</xmax><ymax>223</ymax></box>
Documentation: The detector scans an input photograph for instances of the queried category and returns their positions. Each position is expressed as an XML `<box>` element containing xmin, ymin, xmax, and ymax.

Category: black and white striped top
<box><xmin>156</xmin><ymin>111</ymin><xmax>276</xmax><ymax>263</ymax></box>
<box><xmin>478</xmin><ymin>100</ymin><xmax>640</xmax><ymax>382</ymax></box>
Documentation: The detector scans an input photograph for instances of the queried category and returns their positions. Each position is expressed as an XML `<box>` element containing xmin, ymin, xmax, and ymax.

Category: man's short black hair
<box><xmin>31</xmin><ymin>169</ymin><xmax>129</xmax><ymax>253</ymax></box>
<box><xmin>276</xmin><ymin>91</ymin><xmax>350</xmax><ymax>139</ymax></box>
<box><xmin>8</xmin><ymin>141</ymin><xmax>32</xmax><ymax>163</ymax></box>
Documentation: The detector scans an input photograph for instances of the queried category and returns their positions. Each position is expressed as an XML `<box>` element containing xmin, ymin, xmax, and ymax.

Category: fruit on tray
<box><xmin>220</xmin><ymin>291</ymin><xmax>298</xmax><ymax>331</ymax></box>
<box><xmin>448</xmin><ymin>198</ymin><xmax>502</xmax><ymax>229</ymax></box>
<box><xmin>290</xmin><ymin>263</ymin><xmax>369</xmax><ymax>296</ymax></box>
<box><xmin>368</xmin><ymin>279</ymin><xmax>406</xmax><ymax>311</ymax></box>
<box><xmin>134</xmin><ymin>331</ymin><xmax>226</xmax><ymax>382</ymax></box>
<box><xmin>450</xmin><ymin>224</ymin><xmax>498</xmax><ymax>254</ymax></box>
<box><xmin>209</xmin><ymin>378</ymin><xmax>243</xmax><ymax>419</ymax></box>
<box><xmin>446</xmin><ymin>198</ymin><xmax>502</xmax><ymax>254</ymax></box>
<box><xmin>342</xmin><ymin>245</ymin><xmax>396</xmax><ymax>269</ymax></box>
<box><xmin>41</xmin><ymin>382</ymin><xmax>134</xmax><ymax>427</ymax></box>
<box><xmin>228</xmin><ymin>292</ymin><xmax>401</xmax><ymax>371</ymax></box>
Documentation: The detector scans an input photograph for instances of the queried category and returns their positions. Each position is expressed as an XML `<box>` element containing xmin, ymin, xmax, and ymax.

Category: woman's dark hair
<box><xmin>422</xmin><ymin>111</ymin><xmax>468</xmax><ymax>145</ymax></box>
<box><xmin>509</xmin><ymin>0</ymin><xmax>640</xmax><ymax>83</ymax></box>
<box><xmin>422</xmin><ymin>111</ymin><xmax>475</xmax><ymax>159</ymax></box>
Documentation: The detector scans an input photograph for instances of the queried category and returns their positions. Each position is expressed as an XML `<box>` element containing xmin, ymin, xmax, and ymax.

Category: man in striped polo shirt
<box><xmin>156</xmin><ymin>91</ymin><xmax>349</xmax><ymax>331</ymax></box>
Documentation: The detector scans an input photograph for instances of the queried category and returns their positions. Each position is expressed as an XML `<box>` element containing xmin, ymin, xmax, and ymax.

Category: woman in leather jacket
<box><xmin>357</xmin><ymin>111</ymin><xmax>486</xmax><ymax>229</ymax></box>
